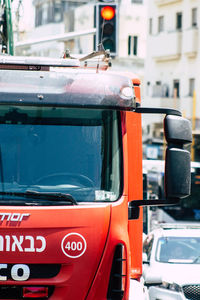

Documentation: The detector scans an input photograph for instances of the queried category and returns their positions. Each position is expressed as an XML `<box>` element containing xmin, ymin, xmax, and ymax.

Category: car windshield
<box><xmin>156</xmin><ymin>236</ymin><xmax>200</xmax><ymax>264</ymax></box>
<box><xmin>0</xmin><ymin>105</ymin><xmax>122</xmax><ymax>204</ymax></box>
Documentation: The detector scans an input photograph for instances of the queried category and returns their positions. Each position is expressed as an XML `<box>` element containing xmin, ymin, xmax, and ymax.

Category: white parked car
<box><xmin>143</xmin><ymin>224</ymin><xmax>200</xmax><ymax>300</ymax></box>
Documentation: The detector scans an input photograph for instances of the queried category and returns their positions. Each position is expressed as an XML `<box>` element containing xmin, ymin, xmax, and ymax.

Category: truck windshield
<box><xmin>0</xmin><ymin>106</ymin><xmax>122</xmax><ymax>204</ymax></box>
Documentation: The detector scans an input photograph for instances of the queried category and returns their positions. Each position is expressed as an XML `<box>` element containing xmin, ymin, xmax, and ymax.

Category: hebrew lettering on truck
<box><xmin>0</xmin><ymin>50</ymin><xmax>192</xmax><ymax>300</ymax></box>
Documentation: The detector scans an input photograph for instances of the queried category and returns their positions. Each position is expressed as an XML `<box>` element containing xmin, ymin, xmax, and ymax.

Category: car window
<box><xmin>156</xmin><ymin>236</ymin><xmax>200</xmax><ymax>263</ymax></box>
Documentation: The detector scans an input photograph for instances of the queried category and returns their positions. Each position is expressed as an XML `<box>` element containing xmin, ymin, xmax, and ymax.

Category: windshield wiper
<box><xmin>0</xmin><ymin>191</ymin><xmax>78</xmax><ymax>205</ymax></box>
<box><xmin>193</xmin><ymin>255</ymin><xmax>200</xmax><ymax>264</ymax></box>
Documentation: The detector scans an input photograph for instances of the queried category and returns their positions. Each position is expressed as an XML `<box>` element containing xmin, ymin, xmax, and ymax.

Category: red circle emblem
<box><xmin>61</xmin><ymin>233</ymin><xmax>87</xmax><ymax>258</ymax></box>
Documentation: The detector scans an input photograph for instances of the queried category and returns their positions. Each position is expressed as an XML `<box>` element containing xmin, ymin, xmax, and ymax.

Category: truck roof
<box><xmin>0</xmin><ymin>55</ymin><xmax>136</xmax><ymax>111</ymax></box>
<box><xmin>0</xmin><ymin>55</ymin><xmax>80</xmax><ymax>68</ymax></box>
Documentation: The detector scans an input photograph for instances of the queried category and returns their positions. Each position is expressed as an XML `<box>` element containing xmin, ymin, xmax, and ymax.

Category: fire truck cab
<box><xmin>0</xmin><ymin>53</ymin><xmax>192</xmax><ymax>300</ymax></box>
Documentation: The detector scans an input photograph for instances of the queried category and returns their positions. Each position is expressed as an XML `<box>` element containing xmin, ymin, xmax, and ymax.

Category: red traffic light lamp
<box><xmin>101</xmin><ymin>6</ymin><xmax>115</xmax><ymax>20</ymax></box>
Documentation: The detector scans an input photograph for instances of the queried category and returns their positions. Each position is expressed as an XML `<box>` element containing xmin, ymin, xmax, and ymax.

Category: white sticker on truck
<box><xmin>0</xmin><ymin>264</ymin><xmax>30</xmax><ymax>281</ymax></box>
<box><xmin>0</xmin><ymin>235</ymin><xmax>46</xmax><ymax>252</ymax></box>
<box><xmin>61</xmin><ymin>233</ymin><xmax>87</xmax><ymax>258</ymax></box>
<box><xmin>0</xmin><ymin>213</ymin><xmax>30</xmax><ymax>224</ymax></box>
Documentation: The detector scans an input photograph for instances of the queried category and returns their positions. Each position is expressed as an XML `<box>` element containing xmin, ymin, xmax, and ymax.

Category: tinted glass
<box><xmin>0</xmin><ymin>106</ymin><xmax>122</xmax><ymax>204</ymax></box>
<box><xmin>156</xmin><ymin>236</ymin><xmax>200</xmax><ymax>264</ymax></box>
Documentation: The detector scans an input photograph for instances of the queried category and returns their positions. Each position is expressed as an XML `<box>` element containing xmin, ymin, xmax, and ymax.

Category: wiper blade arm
<box><xmin>193</xmin><ymin>255</ymin><xmax>200</xmax><ymax>264</ymax></box>
<box><xmin>0</xmin><ymin>191</ymin><xmax>78</xmax><ymax>205</ymax></box>
<box><xmin>26</xmin><ymin>190</ymin><xmax>78</xmax><ymax>205</ymax></box>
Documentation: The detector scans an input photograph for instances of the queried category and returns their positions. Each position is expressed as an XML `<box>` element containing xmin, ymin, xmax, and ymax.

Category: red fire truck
<box><xmin>0</xmin><ymin>52</ymin><xmax>192</xmax><ymax>299</ymax></box>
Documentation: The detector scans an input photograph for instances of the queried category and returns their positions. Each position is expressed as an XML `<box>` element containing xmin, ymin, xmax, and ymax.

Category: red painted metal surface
<box><xmin>0</xmin><ymin>69</ymin><xmax>143</xmax><ymax>300</ymax></box>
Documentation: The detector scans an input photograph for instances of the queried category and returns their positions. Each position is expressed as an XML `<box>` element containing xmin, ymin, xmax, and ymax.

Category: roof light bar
<box><xmin>0</xmin><ymin>55</ymin><xmax>80</xmax><ymax>68</ymax></box>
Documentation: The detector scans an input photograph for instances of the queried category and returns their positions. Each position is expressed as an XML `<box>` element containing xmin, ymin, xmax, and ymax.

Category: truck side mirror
<box><xmin>164</xmin><ymin>115</ymin><xmax>192</xmax><ymax>145</ymax></box>
<box><xmin>164</xmin><ymin>115</ymin><xmax>192</xmax><ymax>199</ymax></box>
<box><xmin>128</xmin><ymin>107</ymin><xmax>193</xmax><ymax>220</ymax></box>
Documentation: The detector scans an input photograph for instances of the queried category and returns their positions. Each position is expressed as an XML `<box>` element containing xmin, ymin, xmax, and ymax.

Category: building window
<box><xmin>128</xmin><ymin>36</ymin><xmax>138</xmax><ymax>56</ymax></box>
<box><xmin>189</xmin><ymin>78</ymin><xmax>195</xmax><ymax>97</ymax></box>
<box><xmin>176</xmin><ymin>12</ymin><xmax>182</xmax><ymax>30</ymax></box>
<box><xmin>152</xmin><ymin>81</ymin><xmax>162</xmax><ymax>97</ymax></box>
<box><xmin>53</xmin><ymin>0</ymin><xmax>63</xmax><ymax>22</ymax></box>
<box><xmin>149</xmin><ymin>18</ymin><xmax>153</xmax><ymax>35</ymax></box>
<box><xmin>158</xmin><ymin>16</ymin><xmax>164</xmax><ymax>33</ymax></box>
<box><xmin>173</xmin><ymin>79</ymin><xmax>180</xmax><ymax>98</ymax></box>
<box><xmin>132</xmin><ymin>0</ymin><xmax>143</xmax><ymax>3</ymax></box>
<box><xmin>133</xmin><ymin>36</ymin><xmax>138</xmax><ymax>55</ymax></box>
<box><xmin>163</xmin><ymin>84</ymin><xmax>169</xmax><ymax>97</ymax></box>
<box><xmin>48</xmin><ymin>2</ymin><xmax>54</xmax><ymax>23</ymax></box>
<box><xmin>35</xmin><ymin>0</ymin><xmax>64</xmax><ymax>27</ymax></box>
<box><xmin>42</xmin><ymin>3</ymin><xmax>48</xmax><ymax>25</ymax></box>
<box><xmin>35</xmin><ymin>5</ymin><xmax>43</xmax><ymax>27</ymax></box>
<box><xmin>192</xmin><ymin>8</ymin><xmax>197</xmax><ymax>27</ymax></box>
<box><xmin>146</xmin><ymin>81</ymin><xmax>151</xmax><ymax>96</ymax></box>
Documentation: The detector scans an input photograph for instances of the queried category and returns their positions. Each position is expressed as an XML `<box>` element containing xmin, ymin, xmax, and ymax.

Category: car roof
<box><xmin>149</xmin><ymin>223</ymin><xmax>200</xmax><ymax>239</ymax></box>
<box><xmin>156</xmin><ymin>229</ymin><xmax>200</xmax><ymax>238</ymax></box>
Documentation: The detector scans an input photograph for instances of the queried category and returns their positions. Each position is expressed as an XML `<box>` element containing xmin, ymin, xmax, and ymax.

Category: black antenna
<box><xmin>100</xmin><ymin>17</ymin><xmax>105</xmax><ymax>49</ymax></box>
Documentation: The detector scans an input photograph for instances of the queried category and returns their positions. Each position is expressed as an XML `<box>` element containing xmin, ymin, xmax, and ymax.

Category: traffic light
<box><xmin>96</xmin><ymin>3</ymin><xmax>118</xmax><ymax>56</ymax></box>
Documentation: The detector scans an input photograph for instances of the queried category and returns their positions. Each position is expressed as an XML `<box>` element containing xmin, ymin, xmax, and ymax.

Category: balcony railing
<box><xmin>155</xmin><ymin>0</ymin><xmax>183</xmax><ymax>6</ymax></box>
<box><xmin>183</xmin><ymin>27</ymin><xmax>198</xmax><ymax>57</ymax></box>
<box><xmin>150</xmin><ymin>31</ymin><xmax>182</xmax><ymax>61</ymax></box>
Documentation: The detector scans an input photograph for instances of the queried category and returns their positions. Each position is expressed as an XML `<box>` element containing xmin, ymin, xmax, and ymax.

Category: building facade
<box><xmin>14</xmin><ymin>0</ymin><xmax>87</xmax><ymax>57</ymax></box>
<box><xmin>14</xmin><ymin>0</ymin><xmax>147</xmax><ymax>77</ymax></box>
<box><xmin>144</xmin><ymin>0</ymin><xmax>200</xmax><ymax>161</ymax></box>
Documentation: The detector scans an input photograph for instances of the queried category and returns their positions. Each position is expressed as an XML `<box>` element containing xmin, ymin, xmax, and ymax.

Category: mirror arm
<box><xmin>135</xmin><ymin>106</ymin><xmax>182</xmax><ymax>117</ymax></box>
<box><xmin>129</xmin><ymin>106</ymin><xmax>192</xmax><ymax>219</ymax></box>
<box><xmin>129</xmin><ymin>199</ymin><xmax>180</xmax><ymax>207</ymax></box>
<box><xmin>128</xmin><ymin>199</ymin><xmax>180</xmax><ymax>220</ymax></box>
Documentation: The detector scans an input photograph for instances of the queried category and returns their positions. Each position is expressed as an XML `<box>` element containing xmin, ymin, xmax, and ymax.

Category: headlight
<box><xmin>160</xmin><ymin>281</ymin><xmax>183</xmax><ymax>293</ymax></box>
<box><xmin>120</xmin><ymin>86</ymin><xmax>135</xmax><ymax>99</ymax></box>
